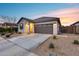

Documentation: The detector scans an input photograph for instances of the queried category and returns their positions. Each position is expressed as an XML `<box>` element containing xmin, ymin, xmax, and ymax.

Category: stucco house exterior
<box><xmin>17</xmin><ymin>17</ymin><xmax>61</xmax><ymax>35</ymax></box>
<box><xmin>17</xmin><ymin>17</ymin><xmax>34</xmax><ymax>33</ymax></box>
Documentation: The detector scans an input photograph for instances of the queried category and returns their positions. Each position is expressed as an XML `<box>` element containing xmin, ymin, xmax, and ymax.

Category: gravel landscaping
<box><xmin>31</xmin><ymin>34</ymin><xmax>79</xmax><ymax>56</ymax></box>
<box><xmin>0</xmin><ymin>33</ymin><xmax>79</xmax><ymax>56</ymax></box>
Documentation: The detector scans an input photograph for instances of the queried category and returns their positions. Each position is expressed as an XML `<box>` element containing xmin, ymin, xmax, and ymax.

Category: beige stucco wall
<box><xmin>29</xmin><ymin>23</ymin><xmax>34</xmax><ymax>33</ymax></box>
<box><xmin>18</xmin><ymin>19</ymin><xmax>34</xmax><ymax>33</ymax></box>
<box><xmin>18</xmin><ymin>19</ymin><xmax>26</xmax><ymax>33</ymax></box>
<box><xmin>18</xmin><ymin>19</ymin><xmax>60</xmax><ymax>35</ymax></box>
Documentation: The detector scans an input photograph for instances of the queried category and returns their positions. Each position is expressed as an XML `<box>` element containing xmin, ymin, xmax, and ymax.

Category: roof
<box><xmin>3</xmin><ymin>22</ymin><xmax>17</xmax><ymax>26</ymax></box>
<box><xmin>17</xmin><ymin>17</ymin><xmax>61</xmax><ymax>25</ymax></box>
<box><xmin>34</xmin><ymin>17</ymin><xmax>61</xmax><ymax>25</ymax></box>
<box><xmin>17</xmin><ymin>17</ymin><xmax>34</xmax><ymax>24</ymax></box>
<box><xmin>0</xmin><ymin>22</ymin><xmax>17</xmax><ymax>26</ymax></box>
<box><xmin>71</xmin><ymin>21</ymin><xmax>79</xmax><ymax>26</ymax></box>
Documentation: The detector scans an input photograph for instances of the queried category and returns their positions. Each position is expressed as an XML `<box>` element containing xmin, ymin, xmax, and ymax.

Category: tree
<box><xmin>0</xmin><ymin>15</ymin><xmax>17</xmax><ymax>23</ymax></box>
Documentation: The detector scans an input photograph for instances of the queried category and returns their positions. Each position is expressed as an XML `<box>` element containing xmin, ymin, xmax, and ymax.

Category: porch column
<box><xmin>53</xmin><ymin>24</ymin><xmax>58</xmax><ymax>35</ymax></box>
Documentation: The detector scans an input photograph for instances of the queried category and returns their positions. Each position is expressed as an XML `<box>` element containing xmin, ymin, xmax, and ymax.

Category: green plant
<box><xmin>49</xmin><ymin>43</ymin><xmax>55</xmax><ymax>49</ymax></box>
<box><xmin>0</xmin><ymin>27</ymin><xmax>17</xmax><ymax>35</ymax></box>
<box><xmin>73</xmin><ymin>40</ymin><xmax>79</xmax><ymax>45</ymax></box>
<box><xmin>1</xmin><ymin>32</ymin><xmax>5</xmax><ymax>36</ymax></box>
<box><xmin>18</xmin><ymin>32</ymin><xmax>22</xmax><ymax>34</ymax></box>
<box><xmin>0</xmin><ymin>28</ymin><xmax>5</xmax><ymax>34</ymax></box>
<box><xmin>1</xmin><ymin>33</ymin><xmax>5</xmax><ymax>36</ymax></box>
<box><xmin>6</xmin><ymin>34</ymin><xmax>10</xmax><ymax>38</ymax></box>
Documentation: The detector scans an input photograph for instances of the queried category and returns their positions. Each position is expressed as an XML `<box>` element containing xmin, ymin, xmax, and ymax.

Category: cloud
<box><xmin>33</xmin><ymin>8</ymin><xmax>79</xmax><ymax>26</ymax></box>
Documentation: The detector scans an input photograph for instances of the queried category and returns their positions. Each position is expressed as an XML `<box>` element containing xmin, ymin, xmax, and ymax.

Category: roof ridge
<box><xmin>71</xmin><ymin>21</ymin><xmax>79</xmax><ymax>26</ymax></box>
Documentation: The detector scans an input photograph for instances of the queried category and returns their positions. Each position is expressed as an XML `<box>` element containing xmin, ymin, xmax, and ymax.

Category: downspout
<box><xmin>28</xmin><ymin>22</ymin><xmax>30</xmax><ymax>34</ymax></box>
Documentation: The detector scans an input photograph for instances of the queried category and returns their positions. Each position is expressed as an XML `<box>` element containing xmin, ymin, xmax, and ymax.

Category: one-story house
<box><xmin>17</xmin><ymin>17</ymin><xmax>61</xmax><ymax>35</ymax></box>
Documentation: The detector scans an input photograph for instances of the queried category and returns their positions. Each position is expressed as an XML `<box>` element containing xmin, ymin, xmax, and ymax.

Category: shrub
<box><xmin>0</xmin><ymin>27</ymin><xmax>18</xmax><ymax>35</ymax></box>
<box><xmin>0</xmin><ymin>28</ymin><xmax>5</xmax><ymax>34</ymax></box>
<box><xmin>5</xmin><ymin>28</ymin><xmax>12</xmax><ymax>33</ymax></box>
<box><xmin>6</xmin><ymin>34</ymin><xmax>10</xmax><ymax>38</ymax></box>
<box><xmin>49</xmin><ymin>43</ymin><xmax>55</xmax><ymax>49</ymax></box>
<box><xmin>18</xmin><ymin>32</ymin><xmax>22</xmax><ymax>34</ymax></box>
<box><xmin>53</xmin><ymin>35</ymin><xmax>57</xmax><ymax>39</ymax></box>
<box><xmin>1</xmin><ymin>33</ymin><xmax>5</xmax><ymax>36</ymax></box>
<box><xmin>14</xmin><ymin>28</ymin><xmax>18</xmax><ymax>33</ymax></box>
<box><xmin>73</xmin><ymin>40</ymin><xmax>79</xmax><ymax>45</ymax></box>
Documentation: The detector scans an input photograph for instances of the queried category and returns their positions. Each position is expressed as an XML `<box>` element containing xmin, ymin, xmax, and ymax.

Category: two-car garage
<box><xmin>34</xmin><ymin>17</ymin><xmax>61</xmax><ymax>35</ymax></box>
<box><xmin>34</xmin><ymin>24</ymin><xmax>53</xmax><ymax>34</ymax></box>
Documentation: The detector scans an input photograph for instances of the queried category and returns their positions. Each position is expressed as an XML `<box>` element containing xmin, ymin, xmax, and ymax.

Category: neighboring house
<box><xmin>61</xmin><ymin>21</ymin><xmax>79</xmax><ymax>34</ymax></box>
<box><xmin>71</xmin><ymin>21</ymin><xmax>79</xmax><ymax>34</ymax></box>
<box><xmin>61</xmin><ymin>26</ymin><xmax>73</xmax><ymax>33</ymax></box>
<box><xmin>3</xmin><ymin>22</ymin><xmax>17</xmax><ymax>28</ymax></box>
<box><xmin>0</xmin><ymin>22</ymin><xmax>17</xmax><ymax>28</ymax></box>
<box><xmin>17</xmin><ymin>17</ymin><xmax>61</xmax><ymax>35</ymax></box>
<box><xmin>0</xmin><ymin>23</ymin><xmax>3</xmax><ymax>27</ymax></box>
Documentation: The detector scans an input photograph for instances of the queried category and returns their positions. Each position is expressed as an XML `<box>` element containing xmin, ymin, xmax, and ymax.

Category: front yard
<box><xmin>0</xmin><ymin>33</ymin><xmax>51</xmax><ymax>56</ymax></box>
<box><xmin>0</xmin><ymin>33</ymin><xmax>79</xmax><ymax>56</ymax></box>
<box><xmin>31</xmin><ymin>34</ymin><xmax>79</xmax><ymax>56</ymax></box>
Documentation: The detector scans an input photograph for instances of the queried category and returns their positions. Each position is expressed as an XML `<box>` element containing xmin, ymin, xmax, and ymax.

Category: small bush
<box><xmin>73</xmin><ymin>40</ymin><xmax>79</xmax><ymax>45</ymax></box>
<box><xmin>53</xmin><ymin>35</ymin><xmax>57</xmax><ymax>39</ymax></box>
<box><xmin>49</xmin><ymin>43</ymin><xmax>55</xmax><ymax>49</ymax></box>
<box><xmin>1</xmin><ymin>33</ymin><xmax>5</xmax><ymax>36</ymax></box>
<box><xmin>6</xmin><ymin>34</ymin><xmax>10</xmax><ymax>38</ymax></box>
<box><xmin>18</xmin><ymin>32</ymin><xmax>22</xmax><ymax>34</ymax></box>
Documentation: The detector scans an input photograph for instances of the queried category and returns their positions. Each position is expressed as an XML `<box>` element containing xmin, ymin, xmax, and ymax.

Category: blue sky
<box><xmin>0</xmin><ymin>3</ymin><xmax>79</xmax><ymax>26</ymax></box>
<box><xmin>0</xmin><ymin>3</ymin><xmax>79</xmax><ymax>19</ymax></box>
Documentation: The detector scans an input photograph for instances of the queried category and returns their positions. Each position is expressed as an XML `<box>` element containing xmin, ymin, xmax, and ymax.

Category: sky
<box><xmin>0</xmin><ymin>3</ymin><xmax>79</xmax><ymax>26</ymax></box>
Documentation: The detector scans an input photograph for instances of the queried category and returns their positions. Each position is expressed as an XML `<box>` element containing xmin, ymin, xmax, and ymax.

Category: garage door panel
<box><xmin>76</xmin><ymin>26</ymin><xmax>79</xmax><ymax>34</ymax></box>
<box><xmin>35</xmin><ymin>24</ymin><xmax>53</xmax><ymax>34</ymax></box>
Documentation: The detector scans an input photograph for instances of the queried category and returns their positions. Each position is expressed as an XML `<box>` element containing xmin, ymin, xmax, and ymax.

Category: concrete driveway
<box><xmin>0</xmin><ymin>39</ymin><xmax>37</xmax><ymax>56</ymax></box>
<box><xmin>8</xmin><ymin>34</ymin><xmax>51</xmax><ymax>50</ymax></box>
<box><xmin>0</xmin><ymin>34</ymin><xmax>51</xmax><ymax>56</ymax></box>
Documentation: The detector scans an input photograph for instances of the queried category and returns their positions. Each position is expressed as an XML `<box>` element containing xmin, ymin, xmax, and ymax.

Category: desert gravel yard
<box><xmin>0</xmin><ymin>37</ymin><xmax>4</xmax><ymax>41</ymax></box>
<box><xmin>0</xmin><ymin>33</ymin><xmax>79</xmax><ymax>56</ymax></box>
<box><xmin>31</xmin><ymin>34</ymin><xmax>79</xmax><ymax>56</ymax></box>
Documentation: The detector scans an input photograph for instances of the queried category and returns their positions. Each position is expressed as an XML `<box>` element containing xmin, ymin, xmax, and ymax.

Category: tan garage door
<box><xmin>34</xmin><ymin>24</ymin><xmax>53</xmax><ymax>34</ymax></box>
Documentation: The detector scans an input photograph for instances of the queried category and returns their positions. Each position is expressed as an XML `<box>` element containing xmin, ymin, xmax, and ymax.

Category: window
<box><xmin>20</xmin><ymin>23</ymin><xmax>23</xmax><ymax>30</ymax></box>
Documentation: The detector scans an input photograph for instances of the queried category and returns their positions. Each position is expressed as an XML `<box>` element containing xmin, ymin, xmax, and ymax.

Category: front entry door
<box><xmin>25</xmin><ymin>22</ymin><xmax>30</xmax><ymax>33</ymax></box>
